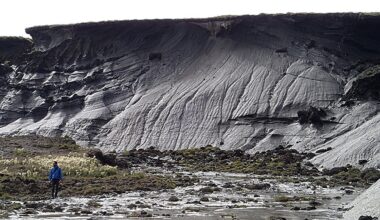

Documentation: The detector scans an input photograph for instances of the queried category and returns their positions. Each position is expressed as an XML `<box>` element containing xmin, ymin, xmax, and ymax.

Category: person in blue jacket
<box><xmin>49</xmin><ymin>161</ymin><xmax>63</xmax><ymax>199</ymax></box>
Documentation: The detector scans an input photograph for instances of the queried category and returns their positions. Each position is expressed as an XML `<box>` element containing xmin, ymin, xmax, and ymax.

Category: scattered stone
<box><xmin>66</xmin><ymin>207</ymin><xmax>81</xmax><ymax>213</ymax></box>
<box><xmin>222</xmin><ymin>182</ymin><xmax>234</xmax><ymax>188</ymax></box>
<box><xmin>304</xmin><ymin>206</ymin><xmax>317</xmax><ymax>211</ymax></box>
<box><xmin>206</xmin><ymin>182</ymin><xmax>217</xmax><ymax>187</ymax></box>
<box><xmin>129</xmin><ymin>210</ymin><xmax>152</xmax><ymax>218</ymax></box>
<box><xmin>53</xmin><ymin>206</ymin><xmax>64</xmax><ymax>212</ymax></box>
<box><xmin>231</xmin><ymin>199</ymin><xmax>239</xmax><ymax>203</ymax></box>
<box><xmin>98</xmin><ymin>211</ymin><xmax>113</xmax><ymax>216</ymax></box>
<box><xmin>24</xmin><ymin>202</ymin><xmax>43</xmax><ymax>209</ymax></box>
<box><xmin>309</xmin><ymin>200</ymin><xmax>322</xmax><ymax>206</ymax></box>
<box><xmin>187</xmin><ymin>200</ymin><xmax>201</xmax><ymax>204</ymax></box>
<box><xmin>138</xmin><ymin>204</ymin><xmax>151</xmax><ymax>209</ymax></box>
<box><xmin>21</xmin><ymin>208</ymin><xmax>37</xmax><ymax>215</ymax></box>
<box><xmin>244</xmin><ymin>183</ymin><xmax>271</xmax><ymax>190</ymax></box>
<box><xmin>81</xmin><ymin>209</ymin><xmax>92</xmax><ymax>214</ymax></box>
<box><xmin>127</xmin><ymin>204</ymin><xmax>137</xmax><ymax>209</ymax></box>
<box><xmin>200</xmin><ymin>197</ymin><xmax>209</xmax><ymax>202</ymax></box>
<box><xmin>291</xmin><ymin>206</ymin><xmax>301</xmax><ymax>211</ymax></box>
<box><xmin>168</xmin><ymin>195</ymin><xmax>180</xmax><ymax>202</ymax></box>
<box><xmin>199</xmin><ymin>187</ymin><xmax>218</xmax><ymax>194</ymax></box>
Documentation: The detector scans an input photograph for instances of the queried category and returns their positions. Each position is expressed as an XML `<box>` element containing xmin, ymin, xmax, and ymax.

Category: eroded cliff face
<box><xmin>0</xmin><ymin>14</ymin><xmax>379</xmax><ymax>169</ymax></box>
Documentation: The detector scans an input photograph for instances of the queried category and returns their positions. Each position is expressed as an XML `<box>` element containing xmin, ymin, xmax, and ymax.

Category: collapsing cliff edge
<box><xmin>0</xmin><ymin>13</ymin><xmax>379</xmax><ymax>171</ymax></box>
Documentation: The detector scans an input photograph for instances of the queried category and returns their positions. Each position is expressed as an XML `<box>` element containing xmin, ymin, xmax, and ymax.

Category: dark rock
<box><xmin>231</xmin><ymin>199</ymin><xmax>239</xmax><ymax>203</ymax></box>
<box><xmin>22</xmin><ymin>208</ymin><xmax>38</xmax><ymax>215</ymax></box>
<box><xmin>297</xmin><ymin>106</ymin><xmax>327</xmax><ymax>125</ymax></box>
<box><xmin>127</xmin><ymin>203</ymin><xmax>137</xmax><ymax>209</ymax></box>
<box><xmin>206</xmin><ymin>181</ymin><xmax>217</xmax><ymax>187</ymax></box>
<box><xmin>359</xmin><ymin>216</ymin><xmax>377</xmax><ymax>220</ymax></box>
<box><xmin>86</xmin><ymin>148</ymin><xmax>105</xmax><ymax>162</ymax></box>
<box><xmin>305</xmin><ymin>152</ymin><xmax>316</xmax><ymax>159</ymax></box>
<box><xmin>316</xmin><ymin>147</ymin><xmax>332</xmax><ymax>154</ymax></box>
<box><xmin>200</xmin><ymin>196</ymin><xmax>209</xmax><ymax>202</ymax></box>
<box><xmin>341</xmin><ymin>100</ymin><xmax>355</xmax><ymax>107</ymax></box>
<box><xmin>244</xmin><ymin>183</ymin><xmax>271</xmax><ymax>190</ymax></box>
<box><xmin>99</xmin><ymin>211</ymin><xmax>113</xmax><ymax>216</ymax></box>
<box><xmin>269</xmin><ymin>217</ymin><xmax>287</xmax><ymax>220</ymax></box>
<box><xmin>187</xmin><ymin>200</ymin><xmax>201</xmax><ymax>204</ymax></box>
<box><xmin>24</xmin><ymin>202</ymin><xmax>43</xmax><ymax>209</ymax></box>
<box><xmin>140</xmin><ymin>210</ymin><xmax>152</xmax><ymax>217</ymax></box>
<box><xmin>322</xmin><ymin>167</ymin><xmax>348</xmax><ymax>175</ymax></box>
<box><xmin>67</xmin><ymin>207</ymin><xmax>81</xmax><ymax>213</ymax></box>
<box><xmin>275</xmin><ymin>48</ymin><xmax>288</xmax><ymax>53</ymax></box>
<box><xmin>137</xmin><ymin>204</ymin><xmax>151</xmax><ymax>209</ymax></box>
<box><xmin>53</xmin><ymin>206</ymin><xmax>64</xmax><ymax>212</ymax></box>
<box><xmin>344</xmin><ymin>65</ymin><xmax>380</xmax><ymax>101</ymax></box>
<box><xmin>309</xmin><ymin>200</ymin><xmax>322</xmax><ymax>206</ymax></box>
<box><xmin>168</xmin><ymin>195</ymin><xmax>180</xmax><ymax>202</ymax></box>
<box><xmin>302</xmin><ymin>206</ymin><xmax>317</xmax><ymax>210</ymax></box>
<box><xmin>304</xmin><ymin>161</ymin><xmax>314</xmax><ymax>167</ymax></box>
<box><xmin>148</xmin><ymin>52</ymin><xmax>162</xmax><ymax>61</ymax></box>
<box><xmin>358</xmin><ymin>160</ymin><xmax>368</xmax><ymax>165</ymax></box>
<box><xmin>199</xmin><ymin>187</ymin><xmax>217</xmax><ymax>194</ymax></box>
<box><xmin>81</xmin><ymin>209</ymin><xmax>92</xmax><ymax>214</ymax></box>
<box><xmin>184</xmin><ymin>207</ymin><xmax>202</xmax><ymax>212</ymax></box>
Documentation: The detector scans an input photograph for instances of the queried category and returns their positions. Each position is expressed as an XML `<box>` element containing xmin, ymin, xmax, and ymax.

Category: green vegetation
<box><xmin>122</xmin><ymin>145</ymin><xmax>379</xmax><ymax>188</ymax></box>
<box><xmin>174</xmin><ymin>145</ymin><xmax>317</xmax><ymax>176</ymax></box>
<box><xmin>0</xmin><ymin>136</ymin><xmax>178</xmax><ymax>201</ymax></box>
<box><xmin>328</xmin><ymin>167</ymin><xmax>380</xmax><ymax>187</ymax></box>
<box><xmin>13</xmin><ymin>148</ymin><xmax>28</xmax><ymax>157</ymax></box>
<box><xmin>0</xmin><ymin>153</ymin><xmax>118</xmax><ymax>179</ymax></box>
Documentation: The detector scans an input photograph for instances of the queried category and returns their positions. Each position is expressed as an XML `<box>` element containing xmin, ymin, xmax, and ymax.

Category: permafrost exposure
<box><xmin>0</xmin><ymin>14</ymin><xmax>379</xmax><ymax>170</ymax></box>
<box><xmin>1</xmin><ymin>13</ymin><xmax>380</xmax><ymax>219</ymax></box>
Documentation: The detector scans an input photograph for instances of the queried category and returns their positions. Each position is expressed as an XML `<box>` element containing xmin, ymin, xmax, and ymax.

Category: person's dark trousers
<box><xmin>51</xmin><ymin>179</ymin><xmax>60</xmax><ymax>198</ymax></box>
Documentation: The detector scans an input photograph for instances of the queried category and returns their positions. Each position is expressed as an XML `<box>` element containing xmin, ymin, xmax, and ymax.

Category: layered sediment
<box><xmin>0</xmin><ymin>13</ymin><xmax>379</xmax><ymax>170</ymax></box>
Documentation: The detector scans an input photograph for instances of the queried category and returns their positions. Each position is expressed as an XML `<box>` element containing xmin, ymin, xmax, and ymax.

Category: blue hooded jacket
<box><xmin>49</xmin><ymin>165</ymin><xmax>63</xmax><ymax>181</ymax></box>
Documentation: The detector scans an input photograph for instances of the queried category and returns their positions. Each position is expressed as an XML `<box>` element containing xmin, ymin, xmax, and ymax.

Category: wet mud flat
<box><xmin>5</xmin><ymin>170</ymin><xmax>361</xmax><ymax>220</ymax></box>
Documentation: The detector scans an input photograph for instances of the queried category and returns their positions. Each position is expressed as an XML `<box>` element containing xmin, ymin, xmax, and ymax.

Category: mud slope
<box><xmin>344</xmin><ymin>180</ymin><xmax>380</xmax><ymax>219</ymax></box>
<box><xmin>0</xmin><ymin>14</ymin><xmax>379</xmax><ymax>168</ymax></box>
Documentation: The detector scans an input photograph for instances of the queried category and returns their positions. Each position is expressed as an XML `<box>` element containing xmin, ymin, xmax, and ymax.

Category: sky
<box><xmin>1</xmin><ymin>0</ymin><xmax>380</xmax><ymax>37</ymax></box>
